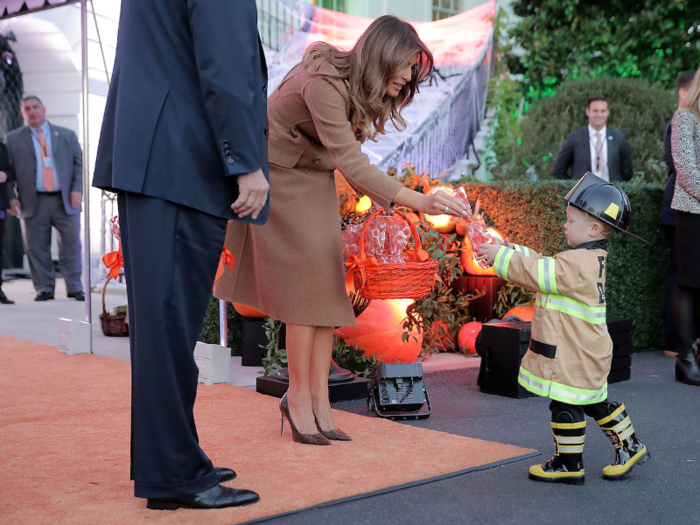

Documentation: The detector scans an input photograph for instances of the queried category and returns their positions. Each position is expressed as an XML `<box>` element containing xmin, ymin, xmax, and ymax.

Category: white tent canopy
<box><xmin>0</xmin><ymin>0</ymin><xmax>77</xmax><ymax>19</ymax></box>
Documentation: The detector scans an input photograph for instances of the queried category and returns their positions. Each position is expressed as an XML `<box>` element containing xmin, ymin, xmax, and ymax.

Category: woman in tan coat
<box><xmin>215</xmin><ymin>16</ymin><xmax>466</xmax><ymax>444</ymax></box>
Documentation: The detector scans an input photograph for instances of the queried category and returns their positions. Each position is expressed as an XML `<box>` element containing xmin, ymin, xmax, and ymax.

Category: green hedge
<box><xmin>462</xmin><ymin>181</ymin><xmax>666</xmax><ymax>348</ymax></box>
<box><xmin>199</xmin><ymin>295</ymin><xmax>243</xmax><ymax>355</ymax></box>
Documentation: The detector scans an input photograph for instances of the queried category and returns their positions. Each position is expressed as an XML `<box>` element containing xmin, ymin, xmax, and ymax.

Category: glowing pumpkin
<box><xmin>421</xmin><ymin>185</ymin><xmax>457</xmax><ymax>233</ymax></box>
<box><xmin>335</xmin><ymin>299</ymin><xmax>422</xmax><ymax>364</ymax></box>
<box><xmin>504</xmin><ymin>305</ymin><xmax>535</xmax><ymax>322</ymax></box>
<box><xmin>458</xmin><ymin>321</ymin><xmax>483</xmax><ymax>354</ymax></box>
<box><xmin>461</xmin><ymin>227</ymin><xmax>504</xmax><ymax>276</ymax></box>
<box><xmin>355</xmin><ymin>195</ymin><xmax>373</xmax><ymax>213</ymax></box>
<box><xmin>232</xmin><ymin>303</ymin><xmax>267</xmax><ymax>318</ymax></box>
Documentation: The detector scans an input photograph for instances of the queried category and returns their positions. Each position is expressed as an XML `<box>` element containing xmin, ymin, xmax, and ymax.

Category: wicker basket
<box><xmin>351</xmin><ymin>208</ymin><xmax>439</xmax><ymax>300</ymax></box>
<box><xmin>99</xmin><ymin>276</ymin><xmax>129</xmax><ymax>337</ymax></box>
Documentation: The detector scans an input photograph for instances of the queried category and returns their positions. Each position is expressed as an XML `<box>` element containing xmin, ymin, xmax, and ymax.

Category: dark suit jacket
<box><xmin>4</xmin><ymin>124</ymin><xmax>83</xmax><ymax>218</ymax></box>
<box><xmin>661</xmin><ymin>120</ymin><xmax>676</xmax><ymax>227</ymax></box>
<box><xmin>92</xmin><ymin>0</ymin><xmax>269</xmax><ymax>224</ymax></box>
<box><xmin>0</xmin><ymin>142</ymin><xmax>11</xmax><ymax>210</ymax></box>
<box><xmin>552</xmin><ymin>127</ymin><xmax>633</xmax><ymax>182</ymax></box>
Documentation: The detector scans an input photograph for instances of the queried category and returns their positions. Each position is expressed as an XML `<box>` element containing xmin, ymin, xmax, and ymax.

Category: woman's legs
<box><xmin>672</xmin><ymin>284</ymin><xmax>700</xmax><ymax>385</ymax></box>
<box><xmin>309</xmin><ymin>326</ymin><xmax>335</xmax><ymax>431</ymax></box>
<box><xmin>285</xmin><ymin>323</ymin><xmax>318</xmax><ymax>434</ymax></box>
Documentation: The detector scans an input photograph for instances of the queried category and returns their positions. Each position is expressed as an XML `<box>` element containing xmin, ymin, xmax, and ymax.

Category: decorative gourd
<box><xmin>458</xmin><ymin>321</ymin><xmax>483</xmax><ymax>354</ymax></box>
<box><xmin>421</xmin><ymin>185</ymin><xmax>457</xmax><ymax>233</ymax></box>
<box><xmin>504</xmin><ymin>305</ymin><xmax>535</xmax><ymax>322</ymax></box>
<box><xmin>232</xmin><ymin>303</ymin><xmax>267</xmax><ymax>318</ymax></box>
<box><xmin>455</xmin><ymin>217</ymin><xmax>468</xmax><ymax>237</ymax></box>
<box><xmin>461</xmin><ymin>227</ymin><xmax>504</xmax><ymax>276</ymax></box>
<box><xmin>335</xmin><ymin>299</ymin><xmax>422</xmax><ymax>364</ymax></box>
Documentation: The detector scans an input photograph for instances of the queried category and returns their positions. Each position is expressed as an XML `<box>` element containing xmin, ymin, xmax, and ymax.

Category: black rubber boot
<box><xmin>596</xmin><ymin>403</ymin><xmax>650</xmax><ymax>480</ymax></box>
<box><xmin>529</xmin><ymin>413</ymin><xmax>585</xmax><ymax>485</ymax></box>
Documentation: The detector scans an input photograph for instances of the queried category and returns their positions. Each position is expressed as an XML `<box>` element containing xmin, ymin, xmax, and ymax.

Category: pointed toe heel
<box><xmin>279</xmin><ymin>394</ymin><xmax>332</xmax><ymax>445</ymax></box>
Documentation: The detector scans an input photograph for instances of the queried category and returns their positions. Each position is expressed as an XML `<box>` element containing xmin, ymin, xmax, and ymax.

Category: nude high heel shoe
<box><xmin>279</xmin><ymin>393</ymin><xmax>332</xmax><ymax>445</ymax></box>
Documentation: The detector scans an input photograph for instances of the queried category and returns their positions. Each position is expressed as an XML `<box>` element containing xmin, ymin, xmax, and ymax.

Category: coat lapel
<box><xmin>22</xmin><ymin>126</ymin><xmax>36</xmax><ymax>162</ymax></box>
<box><xmin>49</xmin><ymin>123</ymin><xmax>61</xmax><ymax>159</ymax></box>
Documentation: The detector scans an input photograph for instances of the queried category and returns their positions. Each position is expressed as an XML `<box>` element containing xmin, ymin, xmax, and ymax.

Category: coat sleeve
<box><xmin>511</xmin><ymin>243</ymin><xmax>544</xmax><ymax>259</ymax></box>
<box><xmin>3</xmin><ymin>135</ymin><xmax>17</xmax><ymax>201</ymax></box>
<box><xmin>69</xmin><ymin>130</ymin><xmax>83</xmax><ymax>193</ymax></box>
<box><xmin>492</xmin><ymin>246</ymin><xmax>580</xmax><ymax>297</ymax></box>
<box><xmin>302</xmin><ymin>76</ymin><xmax>404</xmax><ymax>210</ymax></box>
<box><xmin>619</xmin><ymin>132</ymin><xmax>633</xmax><ymax>181</ymax></box>
<box><xmin>552</xmin><ymin>133</ymin><xmax>575</xmax><ymax>179</ymax></box>
<box><xmin>186</xmin><ymin>0</ymin><xmax>265</xmax><ymax>177</ymax></box>
<box><xmin>671</xmin><ymin>110</ymin><xmax>700</xmax><ymax>201</ymax></box>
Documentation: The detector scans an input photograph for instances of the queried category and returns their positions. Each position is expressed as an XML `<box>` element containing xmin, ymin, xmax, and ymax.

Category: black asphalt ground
<box><xmin>256</xmin><ymin>351</ymin><xmax>700</xmax><ymax>525</ymax></box>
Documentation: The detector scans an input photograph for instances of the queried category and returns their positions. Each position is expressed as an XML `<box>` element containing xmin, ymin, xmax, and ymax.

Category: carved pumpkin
<box><xmin>335</xmin><ymin>299</ymin><xmax>422</xmax><ymax>364</ymax></box>
<box><xmin>461</xmin><ymin>227</ymin><xmax>504</xmax><ymax>276</ymax></box>
<box><xmin>504</xmin><ymin>305</ymin><xmax>535</xmax><ymax>322</ymax></box>
<box><xmin>458</xmin><ymin>321</ymin><xmax>483</xmax><ymax>354</ymax></box>
<box><xmin>421</xmin><ymin>185</ymin><xmax>457</xmax><ymax>233</ymax></box>
<box><xmin>232</xmin><ymin>303</ymin><xmax>267</xmax><ymax>318</ymax></box>
<box><xmin>355</xmin><ymin>195</ymin><xmax>373</xmax><ymax>213</ymax></box>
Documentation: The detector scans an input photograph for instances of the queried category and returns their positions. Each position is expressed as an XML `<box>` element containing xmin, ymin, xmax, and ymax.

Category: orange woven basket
<box><xmin>350</xmin><ymin>208</ymin><xmax>439</xmax><ymax>300</ymax></box>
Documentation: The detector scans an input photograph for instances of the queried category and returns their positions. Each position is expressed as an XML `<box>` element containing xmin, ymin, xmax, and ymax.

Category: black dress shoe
<box><xmin>67</xmin><ymin>291</ymin><xmax>85</xmax><ymax>301</ymax></box>
<box><xmin>215</xmin><ymin>467</ymin><xmax>237</xmax><ymax>483</ymax></box>
<box><xmin>146</xmin><ymin>483</ymin><xmax>259</xmax><ymax>510</ymax></box>
<box><xmin>0</xmin><ymin>291</ymin><xmax>14</xmax><ymax>304</ymax></box>
<box><xmin>35</xmin><ymin>292</ymin><xmax>55</xmax><ymax>302</ymax></box>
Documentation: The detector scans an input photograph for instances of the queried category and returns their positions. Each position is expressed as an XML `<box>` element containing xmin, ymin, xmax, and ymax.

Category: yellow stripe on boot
<box><xmin>529</xmin><ymin>420</ymin><xmax>586</xmax><ymax>485</ymax></box>
<box><xmin>596</xmin><ymin>403</ymin><xmax>650</xmax><ymax>480</ymax></box>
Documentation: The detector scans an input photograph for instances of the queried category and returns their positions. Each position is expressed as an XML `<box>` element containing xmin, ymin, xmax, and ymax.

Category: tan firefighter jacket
<box><xmin>492</xmin><ymin>239</ymin><xmax>612</xmax><ymax>405</ymax></box>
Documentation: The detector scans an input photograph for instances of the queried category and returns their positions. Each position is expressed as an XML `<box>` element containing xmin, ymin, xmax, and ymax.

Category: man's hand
<box><xmin>8</xmin><ymin>198</ymin><xmax>21</xmax><ymax>217</ymax></box>
<box><xmin>70</xmin><ymin>191</ymin><xmax>82</xmax><ymax>208</ymax></box>
<box><xmin>231</xmin><ymin>169</ymin><xmax>269</xmax><ymax>220</ymax></box>
<box><xmin>0</xmin><ymin>170</ymin><xmax>7</xmax><ymax>183</ymax></box>
<box><xmin>475</xmin><ymin>242</ymin><xmax>501</xmax><ymax>267</ymax></box>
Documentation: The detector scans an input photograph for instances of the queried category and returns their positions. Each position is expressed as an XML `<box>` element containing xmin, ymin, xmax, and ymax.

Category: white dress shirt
<box><xmin>588</xmin><ymin>124</ymin><xmax>609</xmax><ymax>182</ymax></box>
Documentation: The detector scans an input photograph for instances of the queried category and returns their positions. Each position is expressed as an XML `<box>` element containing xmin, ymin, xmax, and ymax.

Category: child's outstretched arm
<box><xmin>476</xmin><ymin>244</ymin><xmax>580</xmax><ymax>297</ymax></box>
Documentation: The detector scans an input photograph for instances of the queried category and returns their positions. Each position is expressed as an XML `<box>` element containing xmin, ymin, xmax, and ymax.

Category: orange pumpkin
<box><xmin>458</xmin><ymin>321</ymin><xmax>483</xmax><ymax>354</ymax></box>
<box><xmin>232</xmin><ymin>303</ymin><xmax>268</xmax><ymax>318</ymax></box>
<box><xmin>421</xmin><ymin>185</ymin><xmax>457</xmax><ymax>233</ymax></box>
<box><xmin>461</xmin><ymin>227</ymin><xmax>504</xmax><ymax>276</ymax></box>
<box><xmin>334</xmin><ymin>170</ymin><xmax>358</xmax><ymax>215</ymax></box>
<box><xmin>455</xmin><ymin>217</ymin><xmax>468</xmax><ymax>237</ymax></box>
<box><xmin>432</xmin><ymin>320</ymin><xmax>456</xmax><ymax>351</ymax></box>
<box><xmin>504</xmin><ymin>305</ymin><xmax>535</xmax><ymax>322</ymax></box>
<box><xmin>335</xmin><ymin>299</ymin><xmax>422</xmax><ymax>364</ymax></box>
<box><xmin>355</xmin><ymin>195</ymin><xmax>373</xmax><ymax>213</ymax></box>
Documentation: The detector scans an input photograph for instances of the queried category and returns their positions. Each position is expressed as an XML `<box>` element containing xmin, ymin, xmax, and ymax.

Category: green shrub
<box><xmin>199</xmin><ymin>295</ymin><xmax>244</xmax><ymax>355</ymax></box>
<box><xmin>495</xmin><ymin>77</ymin><xmax>676</xmax><ymax>184</ymax></box>
<box><xmin>462</xmin><ymin>181</ymin><xmax>666</xmax><ymax>348</ymax></box>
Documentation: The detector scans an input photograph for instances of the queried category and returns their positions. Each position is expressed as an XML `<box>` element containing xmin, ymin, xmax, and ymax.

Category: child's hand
<box><xmin>475</xmin><ymin>243</ymin><xmax>500</xmax><ymax>267</ymax></box>
<box><xmin>491</xmin><ymin>237</ymin><xmax>514</xmax><ymax>249</ymax></box>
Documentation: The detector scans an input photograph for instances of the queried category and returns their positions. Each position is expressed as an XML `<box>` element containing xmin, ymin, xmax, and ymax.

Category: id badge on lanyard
<box><xmin>43</xmin><ymin>156</ymin><xmax>52</xmax><ymax>168</ymax></box>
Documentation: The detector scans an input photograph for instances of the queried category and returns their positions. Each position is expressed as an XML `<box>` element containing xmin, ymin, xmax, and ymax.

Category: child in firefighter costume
<box><xmin>477</xmin><ymin>172</ymin><xmax>650</xmax><ymax>484</ymax></box>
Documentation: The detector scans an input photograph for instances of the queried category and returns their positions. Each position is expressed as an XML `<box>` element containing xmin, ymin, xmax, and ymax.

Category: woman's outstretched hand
<box><xmin>421</xmin><ymin>190</ymin><xmax>468</xmax><ymax>217</ymax></box>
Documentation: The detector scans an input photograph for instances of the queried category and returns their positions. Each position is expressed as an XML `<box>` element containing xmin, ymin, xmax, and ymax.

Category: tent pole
<box><xmin>81</xmin><ymin>0</ymin><xmax>92</xmax><ymax>351</ymax></box>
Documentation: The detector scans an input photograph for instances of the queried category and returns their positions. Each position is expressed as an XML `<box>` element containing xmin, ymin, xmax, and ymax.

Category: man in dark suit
<box><xmin>5</xmin><ymin>96</ymin><xmax>84</xmax><ymax>301</ymax></box>
<box><xmin>0</xmin><ymin>141</ymin><xmax>14</xmax><ymax>304</ymax></box>
<box><xmin>660</xmin><ymin>70</ymin><xmax>696</xmax><ymax>357</ymax></box>
<box><xmin>93</xmin><ymin>0</ymin><xmax>269</xmax><ymax>510</ymax></box>
<box><xmin>552</xmin><ymin>96</ymin><xmax>633</xmax><ymax>181</ymax></box>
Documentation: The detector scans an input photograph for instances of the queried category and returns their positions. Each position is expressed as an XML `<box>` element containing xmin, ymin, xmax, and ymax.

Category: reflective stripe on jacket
<box><xmin>493</xmin><ymin>240</ymin><xmax>612</xmax><ymax>405</ymax></box>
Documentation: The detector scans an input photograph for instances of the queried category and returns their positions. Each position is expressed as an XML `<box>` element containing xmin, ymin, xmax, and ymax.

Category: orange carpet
<box><xmin>0</xmin><ymin>335</ymin><xmax>535</xmax><ymax>524</ymax></box>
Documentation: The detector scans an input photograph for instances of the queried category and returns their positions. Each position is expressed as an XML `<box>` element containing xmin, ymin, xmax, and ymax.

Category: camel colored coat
<box><xmin>214</xmin><ymin>58</ymin><xmax>404</xmax><ymax>327</ymax></box>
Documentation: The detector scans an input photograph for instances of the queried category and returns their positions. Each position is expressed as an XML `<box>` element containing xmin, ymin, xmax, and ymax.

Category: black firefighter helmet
<box><xmin>564</xmin><ymin>172</ymin><xmax>649</xmax><ymax>244</ymax></box>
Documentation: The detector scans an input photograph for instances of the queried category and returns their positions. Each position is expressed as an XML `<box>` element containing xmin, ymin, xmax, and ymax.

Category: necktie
<box><xmin>36</xmin><ymin>128</ymin><xmax>54</xmax><ymax>192</ymax></box>
<box><xmin>595</xmin><ymin>132</ymin><xmax>606</xmax><ymax>180</ymax></box>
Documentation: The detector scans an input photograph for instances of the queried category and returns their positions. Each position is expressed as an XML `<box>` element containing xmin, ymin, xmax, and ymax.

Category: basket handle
<box><xmin>357</xmin><ymin>208</ymin><xmax>426</xmax><ymax>260</ymax></box>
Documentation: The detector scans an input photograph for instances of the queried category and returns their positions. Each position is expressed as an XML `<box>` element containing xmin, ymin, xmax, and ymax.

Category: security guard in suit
<box><xmin>93</xmin><ymin>0</ymin><xmax>269</xmax><ymax>510</ymax></box>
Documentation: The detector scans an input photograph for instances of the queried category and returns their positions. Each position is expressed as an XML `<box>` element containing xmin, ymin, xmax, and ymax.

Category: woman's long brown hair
<box><xmin>302</xmin><ymin>15</ymin><xmax>433</xmax><ymax>142</ymax></box>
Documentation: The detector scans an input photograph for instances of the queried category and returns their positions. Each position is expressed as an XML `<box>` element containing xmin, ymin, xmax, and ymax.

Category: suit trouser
<box><xmin>20</xmin><ymin>193</ymin><xmax>82</xmax><ymax>294</ymax></box>
<box><xmin>118</xmin><ymin>191</ymin><xmax>227</xmax><ymax>499</ymax></box>
<box><xmin>0</xmin><ymin>216</ymin><xmax>5</xmax><ymax>291</ymax></box>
